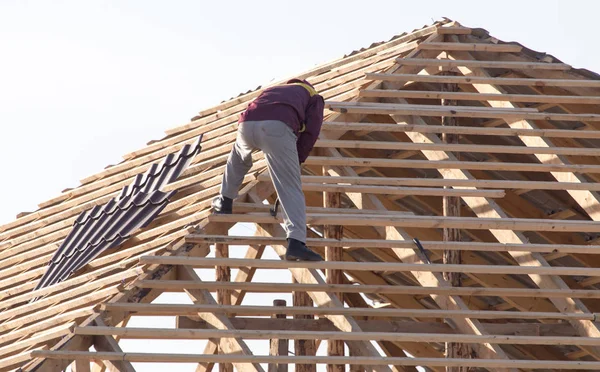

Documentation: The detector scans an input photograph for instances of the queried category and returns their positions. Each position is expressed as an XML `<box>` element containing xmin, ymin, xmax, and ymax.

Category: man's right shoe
<box><xmin>285</xmin><ymin>238</ymin><xmax>323</xmax><ymax>261</ymax></box>
<box><xmin>211</xmin><ymin>195</ymin><xmax>233</xmax><ymax>214</ymax></box>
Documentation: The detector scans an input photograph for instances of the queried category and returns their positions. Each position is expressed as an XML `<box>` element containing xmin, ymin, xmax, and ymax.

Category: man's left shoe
<box><xmin>285</xmin><ymin>238</ymin><xmax>323</xmax><ymax>261</ymax></box>
<box><xmin>211</xmin><ymin>195</ymin><xmax>233</xmax><ymax>214</ymax></box>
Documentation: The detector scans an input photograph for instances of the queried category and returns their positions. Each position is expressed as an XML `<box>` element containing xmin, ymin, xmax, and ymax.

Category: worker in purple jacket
<box><xmin>212</xmin><ymin>79</ymin><xmax>324</xmax><ymax>261</ymax></box>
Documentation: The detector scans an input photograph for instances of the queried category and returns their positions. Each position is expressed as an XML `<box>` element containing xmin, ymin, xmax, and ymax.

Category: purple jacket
<box><xmin>240</xmin><ymin>79</ymin><xmax>324</xmax><ymax>163</ymax></box>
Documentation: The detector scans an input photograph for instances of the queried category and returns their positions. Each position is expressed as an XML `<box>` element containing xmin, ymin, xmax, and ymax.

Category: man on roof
<box><xmin>212</xmin><ymin>78</ymin><xmax>325</xmax><ymax>261</ymax></box>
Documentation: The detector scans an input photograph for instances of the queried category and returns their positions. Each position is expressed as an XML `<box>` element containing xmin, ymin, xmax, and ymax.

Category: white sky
<box><xmin>2</xmin><ymin>0</ymin><xmax>599</xmax><ymax>371</ymax></box>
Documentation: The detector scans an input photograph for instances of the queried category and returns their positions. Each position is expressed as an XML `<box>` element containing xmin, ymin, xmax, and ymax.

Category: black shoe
<box><xmin>211</xmin><ymin>195</ymin><xmax>233</xmax><ymax>214</ymax></box>
<box><xmin>285</xmin><ymin>238</ymin><xmax>323</xmax><ymax>261</ymax></box>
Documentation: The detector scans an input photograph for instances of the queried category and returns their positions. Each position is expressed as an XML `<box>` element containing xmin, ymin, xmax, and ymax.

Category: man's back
<box><xmin>240</xmin><ymin>83</ymin><xmax>313</xmax><ymax>135</ymax></box>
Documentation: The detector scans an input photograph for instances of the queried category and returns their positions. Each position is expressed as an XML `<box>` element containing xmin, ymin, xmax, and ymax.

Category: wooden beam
<box><xmin>313</xmin><ymin>139</ymin><xmax>600</xmax><ymax>156</ymax></box>
<box><xmin>92</xmin><ymin>319</ymin><xmax>136</xmax><ymax>372</ymax></box>
<box><xmin>300</xmin><ymin>183</ymin><xmax>506</xmax><ymax>198</ymax></box>
<box><xmin>176</xmin><ymin>316</ymin><xmax>579</xmax><ymax>337</ymax></box>
<box><xmin>440</xmin><ymin>73</ymin><xmax>469</xmax><ymax>371</ymax></box>
<box><xmin>417</xmin><ymin>42</ymin><xmax>522</xmax><ymax>52</ymax></box>
<box><xmin>328</xmin><ymin>101</ymin><xmax>600</xmax><ymax>122</ymax></box>
<box><xmin>292</xmin><ymin>276</ymin><xmax>316</xmax><ymax>372</ymax></box>
<box><xmin>268</xmin><ymin>300</ymin><xmax>288</xmax><ymax>372</ymax></box>
<box><xmin>72</xmin><ymin>359</ymin><xmax>92</xmax><ymax>372</ymax></box>
<box><xmin>395</xmin><ymin>58</ymin><xmax>570</xmax><ymax>70</ymax></box>
<box><xmin>183</xmin><ymin>234</ymin><xmax>600</xmax><ymax>255</ymax></box>
<box><xmin>143</xmin><ymin>256</ymin><xmax>600</xmax><ymax>277</ymax></box>
<box><xmin>204</xmin><ymin>212</ymin><xmax>600</xmax><ymax>233</ymax></box>
<box><xmin>214</xmin><ymin>227</ymin><xmax>233</xmax><ymax>372</ymax></box>
<box><xmin>359</xmin><ymin>89</ymin><xmax>600</xmax><ymax>105</ymax></box>
<box><xmin>75</xmin><ymin>326</ymin><xmax>600</xmax><ymax>346</ymax></box>
<box><xmin>321</xmin><ymin>122</ymin><xmax>600</xmax><ymax>139</ymax></box>
<box><xmin>303</xmin><ymin>155</ymin><xmax>600</xmax><ymax>174</ymax></box>
<box><xmin>435</xmin><ymin>27</ymin><xmax>472</xmax><ymax>35</ymax></box>
<box><xmin>30</xmin><ymin>351</ymin><xmax>600</xmax><ymax>370</ymax></box>
<box><xmin>366</xmin><ymin>72</ymin><xmax>600</xmax><ymax>88</ymax></box>
<box><xmin>101</xmin><ymin>302</ymin><xmax>600</xmax><ymax>321</ymax></box>
<box><xmin>136</xmin><ymin>280</ymin><xmax>600</xmax><ymax>299</ymax></box>
<box><xmin>323</xmin><ymin>162</ymin><xmax>345</xmax><ymax>372</ymax></box>
<box><xmin>231</xmin><ymin>202</ymin><xmax>412</xmax><ymax>216</ymax></box>
<box><xmin>257</xmin><ymin>174</ymin><xmax>600</xmax><ymax>192</ymax></box>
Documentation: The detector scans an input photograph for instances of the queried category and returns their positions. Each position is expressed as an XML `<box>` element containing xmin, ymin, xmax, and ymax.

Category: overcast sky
<box><xmin>1</xmin><ymin>1</ymin><xmax>598</xmax><ymax>371</ymax></box>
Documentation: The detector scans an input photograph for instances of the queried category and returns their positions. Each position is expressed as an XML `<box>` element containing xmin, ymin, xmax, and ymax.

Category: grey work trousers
<box><xmin>220</xmin><ymin>120</ymin><xmax>306</xmax><ymax>243</ymax></box>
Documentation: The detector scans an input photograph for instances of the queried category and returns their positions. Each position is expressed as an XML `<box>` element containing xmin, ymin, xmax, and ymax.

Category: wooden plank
<box><xmin>0</xmin><ymin>266</ymin><xmax>141</xmax><ymax>309</ymax></box>
<box><xmin>303</xmin><ymin>155</ymin><xmax>600</xmax><ymax>174</ymax></box>
<box><xmin>323</xmin><ymin>169</ymin><xmax>344</xmax><ymax>372</ymax></box>
<box><xmin>359</xmin><ymin>89</ymin><xmax>599</xmax><ymax>104</ymax></box>
<box><xmin>329</xmin><ymin>101</ymin><xmax>600</xmax><ymax>121</ymax></box>
<box><xmin>140</xmin><ymin>256</ymin><xmax>600</xmax><ymax>277</ymax></box>
<box><xmin>74</xmin><ymin>326</ymin><xmax>600</xmax><ymax>346</ymax></box>
<box><xmin>301</xmin><ymin>183</ymin><xmax>505</xmax><ymax>198</ymax></box>
<box><xmin>321</xmin><ymin>122</ymin><xmax>600</xmax><ymax>139</ymax></box>
<box><xmin>439</xmin><ymin>75</ymin><xmax>468</xmax><ymax>370</ymax></box>
<box><xmin>0</xmin><ymin>285</ymin><xmax>121</xmax><ymax>332</ymax></box>
<box><xmin>204</xmin><ymin>213</ymin><xmax>600</xmax><ymax>233</ymax></box>
<box><xmin>135</xmin><ymin>280</ymin><xmax>600</xmax><ymax>299</ymax></box>
<box><xmin>215</xmin><ymin>229</ymin><xmax>233</xmax><ymax>372</ymax></box>
<box><xmin>231</xmin><ymin>202</ymin><xmax>412</xmax><ymax>216</ymax></box>
<box><xmin>395</xmin><ymin>58</ymin><xmax>570</xmax><ymax>70</ymax></box>
<box><xmin>0</xmin><ymin>322</ymin><xmax>74</xmax><ymax>358</ymax></box>
<box><xmin>435</xmin><ymin>27</ymin><xmax>472</xmax><ymax>35</ymax></box>
<box><xmin>184</xmin><ymin>234</ymin><xmax>600</xmax><ymax>255</ymax></box>
<box><xmin>177</xmin><ymin>317</ymin><xmax>579</xmax><ymax>337</ymax></box>
<box><xmin>293</xmin><ymin>276</ymin><xmax>316</xmax><ymax>372</ymax></box>
<box><xmin>30</xmin><ymin>351</ymin><xmax>600</xmax><ymax>369</ymax></box>
<box><xmin>100</xmin><ymin>302</ymin><xmax>600</xmax><ymax>320</ymax></box>
<box><xmin>0</xmin><ymin>308</ymin><xmax>93</xmax><ymax>347</ymax></box>
<box><xmin>366</xmin><ymin>72</ymin><xmax>600</xmax><ymax>88</ymax></box>
<box><xmin>268</xmin><ymin>300</ymin><xmax>288</xmax><ymax>372</ymax></box>
<box><xmin>72</xmin><ymin>359</ymin><xmax>91</xmax><ymax>372</ymax></box>
<box><xmin>417</xmin><ymin>42</ymin><xmax>522</xmax><ymax>52</ymax></box>
<box><xmin>314</xmin><ymin>139</ymin><xmax>600</xmax><ymax>156</ymax></box>
<box><xmin>258</xmin><ymin>174</ymin><xmax>600</xmax><ymax>192</ymax></box>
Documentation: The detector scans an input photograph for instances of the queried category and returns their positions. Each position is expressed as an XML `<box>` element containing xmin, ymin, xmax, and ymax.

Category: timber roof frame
<box><xmin>5</xmin><ymin>17</ymin><xmax>600</xmax><ymax>371</ymax></box>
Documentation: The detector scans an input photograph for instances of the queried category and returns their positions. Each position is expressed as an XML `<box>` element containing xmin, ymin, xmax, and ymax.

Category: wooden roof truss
<box><xmin>5</xmin><ymin>19</ymin><xmax>600</xmax><ymax>371</ymax></box>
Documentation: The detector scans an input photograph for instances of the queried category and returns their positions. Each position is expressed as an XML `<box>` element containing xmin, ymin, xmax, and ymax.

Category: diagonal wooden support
<box><xmin>437</xmin><ymin>40</ymin><xmax>600</xmax><ymax>358</ymax></box>
<box><xmin>92</xmin><ymin>318</ymin><xmax>136</xmax><ymax>372</ymax></box>
<box><xmin>319</xmin><ymin>143</ymin><xmax>512</xmax><ymax>366</ymax></box>
<box><xmin>177</xmin><ymin>265</ymin><xmax>265</xmax><ymax>372</ymax></box>
<box><xmin>198</xmin><ymin>240</ymin><xmax>266</xmax><ymax>372</ymax></box>
<box><xmin>447</xmin><ymin>45</ymin><xmax>600</xmax><ymax>221</ymax></box>
<box><xmin>389</xmin><ymin>109</ymin><xmax>600</xmax><ymax>360</ymax></box>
